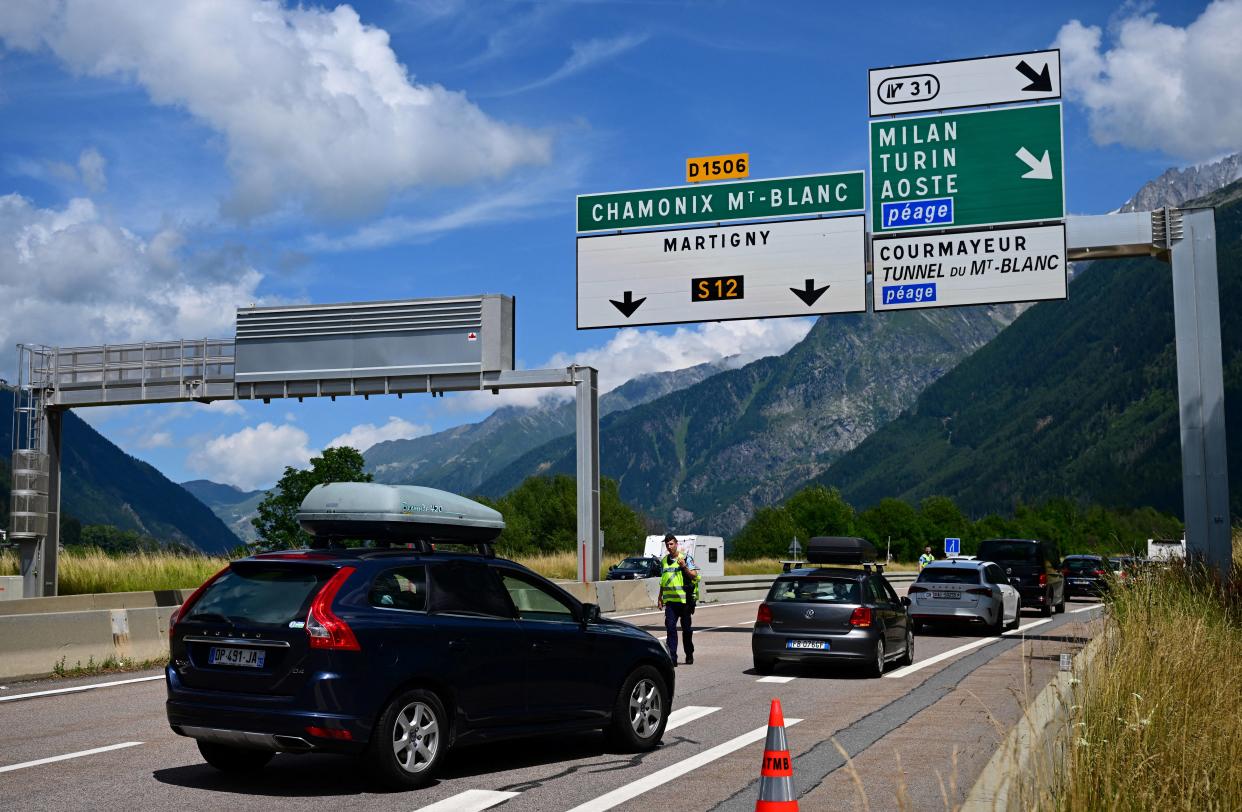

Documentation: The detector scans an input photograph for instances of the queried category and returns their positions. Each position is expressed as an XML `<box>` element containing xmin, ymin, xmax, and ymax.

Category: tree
<box><xmin>785</xmin><ymin>485</ymin><xmax>855</xmax><ymax>538</ymax></box>
<box><xmin>731</xmin><ymin>506</ymin><xmax>802</xmax><ymax>560</ymax></box>
<box><xmin>251</xmin><ymin>446</ymin><xmax>372</xmax><ymax>550</ymax></box>
<box><xmin>479</xmin><ymin>475</ymin><xmax>646</xmax><ymax>557</ymax></box>
<box><xmin>857</xmin><ymin>498</ymin><xmax>922</xmax><ymax>561</ymax></box>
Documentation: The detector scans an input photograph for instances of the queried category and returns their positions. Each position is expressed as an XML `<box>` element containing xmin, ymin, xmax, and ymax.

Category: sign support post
<box><xmin>574</xmin><ymin>365</ymin><xmax>601</xmax><ymax>583</ymax></box>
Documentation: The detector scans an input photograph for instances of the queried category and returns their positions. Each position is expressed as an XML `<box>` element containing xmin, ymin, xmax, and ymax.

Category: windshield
<box><xmin>616</xmin><ymin>558</ymin><xmax>649</xmax><ymax>569</ymax></box>
<box><xmin>1065</xmin><ymin>558</ymin><xmax>1102</xmax><ymax>572</ymax></box>
<box><xmin>188</xmin><ymin>565</ymin><xmax>332</xmax><ymax>627</ymax></box>
<box><xmin>916</xmin><ymin>567</ymin><xmax>981</xmax><ymax>585</ymax></box>
<box><xmin>978</xmin><ymin>541</ymin><xmax>1040</xmax><ymax>563</ymax></box>
<box><xmin>767</xmin><ymin>577</ymin><xmax>860</xmax><ymax>604</ymax></box>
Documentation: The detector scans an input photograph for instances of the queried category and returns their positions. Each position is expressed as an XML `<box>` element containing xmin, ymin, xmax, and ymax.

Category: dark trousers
<box><xmin>664</xmin><ymin>601</ymin><xmax>694</xmax><ymax>659</ymax></box>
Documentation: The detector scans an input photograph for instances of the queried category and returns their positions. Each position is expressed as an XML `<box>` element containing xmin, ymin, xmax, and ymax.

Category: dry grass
<box><xmin>1037</xmin><ymin>532</ymin><xmax>1242</xmax><ymax>811</ymax></box>
<box><xmin>0</xmin><ymin>548</ymin><xmax>228</xmax><ymax>595</ymax></box>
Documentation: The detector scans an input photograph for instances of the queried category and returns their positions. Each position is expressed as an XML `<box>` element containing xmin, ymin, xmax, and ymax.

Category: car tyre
<box><xmin>1040</xmin><ymin>593</ymin><xmax>1053</xmax><ymax>617</ymax></box>
<box><xmin>897</xmin><ymin>627</ymin><xmax>914</xmax><ymax>666</ymax></box>
<box><xmin>365</xmin><ymin>688</ymin><xmax>448</xmax><ymax>790</ymax></box>
<box><xmin>1006</xmin><ymin>606</ymin><xmax>1021</xmax><ymax>631</ymax></box>
<box><xmin>753</xmin><ymin>655</ymin><xmax>776</xmax><ymax>675</ymax></box>
<box><xmin>1055</xmin><ymin>592</ymin><xmax>1067</xmax><ymax>614</ymax></box>
<box><xmin>608</xmin><ymin>665</ymin><xmax>669</xmax><ymax>752</ymax></box>
<box><xmin>196</xmin><ymin>741</ymin><xmax>274</xmax><ymax>773</ymax></box>
<box><xmin>864</xmin><ymin>639</ymin><xmax>885</xmax><ymax>678</ymax></box>
<box><xmin>990</xmin><ymin>606</ymin><xmax>1005</xmax><ymax>636</ymax></box>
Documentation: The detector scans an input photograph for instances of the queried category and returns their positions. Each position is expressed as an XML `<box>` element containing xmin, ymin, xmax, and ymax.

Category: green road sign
<box><xmin>870</xmin><ymin>103</ymin><xmax>1063</xmax><ymax>233</ymax></box>
<box><xmin>577</xmin><ymin>171</ymin><xmax>864</xmax><ymax>233</ymax></box>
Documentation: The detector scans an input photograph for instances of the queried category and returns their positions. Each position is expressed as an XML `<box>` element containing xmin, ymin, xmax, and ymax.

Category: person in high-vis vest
<box><xmin>657</xmin><ymin>533</ymin><xmax>700</xmax><ymax>666</ymax></box>
<box><xmin>918</xmin><ymin>546</ymin><xmax>936</xmax><ymax>571</ymax></box>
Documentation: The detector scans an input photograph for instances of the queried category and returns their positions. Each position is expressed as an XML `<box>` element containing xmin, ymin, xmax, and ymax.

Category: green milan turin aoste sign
<box><xmin>869</xmin><ymin>103</ymin><xmax>1064</xmax><ymax>233</ymax></box>
<box><xmin>576</xmin><ymin>171</ymin><xmax>864</xmax><ymax>233</ymax></box>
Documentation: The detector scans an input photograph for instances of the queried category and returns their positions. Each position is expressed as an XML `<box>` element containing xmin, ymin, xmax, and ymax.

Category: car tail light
<box><xmin>849</xmin><ymin>607</ymin><xmax>872</xmax><ymax>628</ymax></box>
<box><xmin>1094</xmin><ymin>569</ymin><xmax>1107</xmax><ymax>577</ymax></box>
<box><xmin>307</xmin><ymin>567</ymin><xmax>361</xmax><ymax>651</ymax></box>
<box><xmin>168</xmin><ymin>565</ymin><xmax>230</xmax><ymax>643</ymax></box>
<box><xmin>965</xmin><ymin>587</ymin><xmax>993</xmax><ymax>597</ymax></box>
<box><xmin>1061</xmin><ymin>568</ymin><xmax>1071</xmax><ymax>577</ymax></box>
<box><xmin>1038</xmin><ymin>573</ymin><xmax>1048</xmax><ymax>586</ymax></box>
<box><xmin>907</xmin><ymin>585</ymin><xmax>928</xmax><ymax>594</ymax></box>
<box><xmin>305</xmin><ymin>725</ymin><xmax>353</xmax><ymax>741</ymax></box>
<box><xmin>756</xmin><ymin>603</ymin><xmax>773</xmax><ymax>624</ymax></box>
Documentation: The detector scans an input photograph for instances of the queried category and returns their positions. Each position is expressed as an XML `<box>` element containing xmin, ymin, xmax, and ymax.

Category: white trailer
<box><xmin>643</xmin><ymin>534</ymin><xmax>725</xmax><ymax>578</ymax></box>
<box><xmin>1147</xmin><ymin>537</ymin><xmax>1186</xmax><ymax>562</ymax></box>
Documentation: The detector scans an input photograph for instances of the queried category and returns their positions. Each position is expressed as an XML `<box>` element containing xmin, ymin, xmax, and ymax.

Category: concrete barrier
<box><xmin>0</xmin><ymin>606</ymin><xmax>177</xmax><ymax>682</ymax></box>
<box><xmin>0</xmin><ymin>588</ymin><xmax>192</xmax><ymax>617</ymax></box>
<box><xmin>0</xmin><ymin>576</ymin><xmax>22</xmax><ymax>601</ymax></box>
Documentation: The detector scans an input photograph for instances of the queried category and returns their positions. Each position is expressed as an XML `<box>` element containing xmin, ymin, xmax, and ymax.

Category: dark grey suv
<box><xmin>976</xmin><ymin>538</ymin><xmax>1066</xmax><ymax>616</ymax></box>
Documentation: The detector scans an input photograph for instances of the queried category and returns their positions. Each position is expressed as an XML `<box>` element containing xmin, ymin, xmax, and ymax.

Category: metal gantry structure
<box><xmin>9</xmin><ymin>296</ymin><xmax>602</xmax><ymax>597</ymax></box>
<box><xmin>7</xmin><ymin>208</ymin><xmax>1234</xmax><ymax>597</ymax></box>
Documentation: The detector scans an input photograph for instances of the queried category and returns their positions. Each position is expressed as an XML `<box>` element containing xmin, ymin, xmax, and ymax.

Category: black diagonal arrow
<box><xmin>1016</xmin><ymin>60</ymin><xmax>1052</xmax><ymax>92</ymax></box>
<box><xmin>609</xmin><ymin>290</ymin><xmax>646</xmax><ymax>318</ymax></box>
<box><xmin>790</xmin><ymin>279</ymin><xmax>830</xmax><ymax>307</ymax></box>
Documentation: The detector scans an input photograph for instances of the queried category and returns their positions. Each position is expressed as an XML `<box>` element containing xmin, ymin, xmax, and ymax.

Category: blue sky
<box><xmin>0</xmin><ymin>0</ymin><xmax>1235</xmax><ymax>491</ymax></box>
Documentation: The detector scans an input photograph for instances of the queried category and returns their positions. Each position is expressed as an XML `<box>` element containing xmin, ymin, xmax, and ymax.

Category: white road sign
<box><xmin>577</xmin><ymin>216</ymin><xmax>865</xmax><ymax>329</ymax></box>
<box><xmin>869</xmin><ymin>50</ymin><xmax>1060</xmax><ymax>116</ymax></box>
<box><xmin>871</xmin><ymin>223</ymin><xmax>1066</xmax><ymax>312</ymax></box>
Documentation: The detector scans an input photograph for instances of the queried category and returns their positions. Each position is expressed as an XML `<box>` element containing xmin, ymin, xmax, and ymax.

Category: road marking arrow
<box><xmin>609</xmin><ymin>291</ymin><xmax>646</xmax><ymax>318</ymax></box>
<box><xmin>1015</xmin><ymin>59</ymin><xmax>1053</xmax><ymax>92</ymax></box>
<box><xmin>790</xmin><ymin>278</ymin><xmax>830</xmax><ymax>306</ymax></box>
<box><xmin>1015</xmin><ymin>147</ymin><xmax>1053</xmax><ymax>180</ymax></box>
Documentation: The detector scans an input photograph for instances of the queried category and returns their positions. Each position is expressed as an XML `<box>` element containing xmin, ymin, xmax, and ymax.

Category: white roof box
<box><xmin>297</xmin><ymin>482</ymin><xmax>504</xmax><ymax>542</ymax></box>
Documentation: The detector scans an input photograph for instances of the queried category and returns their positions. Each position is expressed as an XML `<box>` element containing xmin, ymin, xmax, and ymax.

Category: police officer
<box><xmin>657</xmin><ymin>533</ymin><xmax>699</xmax><ymax>666</ymax></box>
<box><xmin>918</xmin><ymin>545</ymin><xmax>935</xmax><ymax>571</ymax></box>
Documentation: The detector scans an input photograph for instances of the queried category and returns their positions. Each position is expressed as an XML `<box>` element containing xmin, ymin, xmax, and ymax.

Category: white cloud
<box><xmin>189</xmin><ymin>422</ymin><xmax>313</xmax><ymax>490</ymax></box>
<box><xmin>0</xmin><ymin>0</ymin><xmax>551</xmax><ymax>218</ymax></box>
<box><xmin>1055</xmin><ymin>0</ymin><xmax>1242</xmax><ymax>160</ymax></box>
<box><xmin>202</xmin><ymin>400</ymin><xmax>247</xmax><ymax>417</ymax></box>
<box><xmin>497</xmin><ymin>33</ymin><xmax>648</xmax><ymax>96</ymax></box>
<box><xmin>137</xmin><ymin>430</ymin><xmax>173</xmax><ymax>449</ymax></box>
<box><xmin>77</xmin><ymin>147</ymin><xmax>107</xmax><ymax>193</ymax></box>
<box><xmin>325</xmin><ymin>416</ymin><xmax>432</xmax><ymax>452</ymax></box>
<box><xmin>0</xmin><ymin>193</ymin><xmax>262</xmax><ymax>376</ymax></box>
<box><xmin>450</xmin><ymin>317</ymin><xmax>815</xmax><ymax>412</ymax></box>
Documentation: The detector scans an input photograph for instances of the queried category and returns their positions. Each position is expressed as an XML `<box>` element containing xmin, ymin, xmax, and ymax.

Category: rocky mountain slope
<box><xmin>478</xmin><ymin>305</ymin><xmax>1018</xmax><ymax>535</ymax></box>
<box><xmin>1119</xmin><ymin>152</ymin><xmax>1242</xmax><ymax>212</ymax></box>
<box><xmin>813</xmin><ymin>180</ymin><xmax>1242</xmax><ymax>521</ymax></box>
<box><xmin>180</xmin><ymin>479</ymin><xmax>266</xmax><ymax>543</ymax></box>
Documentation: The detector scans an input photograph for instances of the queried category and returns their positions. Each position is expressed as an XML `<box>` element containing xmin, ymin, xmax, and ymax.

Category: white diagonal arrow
<box><xmin>1016</xmin><ymin>147</ymin><xmax>1053</xmax><ymax>180</ymax></box>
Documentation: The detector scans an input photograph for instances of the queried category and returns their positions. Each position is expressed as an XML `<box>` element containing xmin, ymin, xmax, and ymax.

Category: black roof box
<box><xmin>807</xmin><ymin>536</ymin><xmax>877</xmax><ymax>565</ymax></box>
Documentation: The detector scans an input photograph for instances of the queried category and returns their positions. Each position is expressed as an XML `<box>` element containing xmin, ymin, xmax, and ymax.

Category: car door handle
<box><xmin>448</xmin><ymin>638</ymin><xmax>470</xmax><ymax>650</ymax></box>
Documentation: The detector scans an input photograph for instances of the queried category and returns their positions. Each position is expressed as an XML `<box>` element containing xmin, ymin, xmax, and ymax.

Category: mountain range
<box><xmin>814</xmin><ymin>179</ymin><xmax>1242</xmax><ymax>521</ymax></box>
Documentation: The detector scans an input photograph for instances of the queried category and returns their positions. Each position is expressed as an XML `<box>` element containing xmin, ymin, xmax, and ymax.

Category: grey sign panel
<box><xmin>577</xmin><ymin>216</ymin><xmax>866</xmax><ymax>329</ymax></box>
<box><xmin>869</xmin><ymin>49</ymin><xmax>1060</xmax><ymax>116</ymax></box>
<box><xmin>235</xmin><ymin>295</ymin><xmax>514</xmax><ymax>383</ymax></box>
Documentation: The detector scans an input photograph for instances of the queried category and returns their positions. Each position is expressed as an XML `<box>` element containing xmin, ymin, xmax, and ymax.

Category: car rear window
<box><xmin>1065</xmin><ymin>558</ymin><xmax>1102</xmax><ymax>572</ymax></box>
<box><xmin>767</xmin><ymin>577</ymin><xmax>860</xmax><ymax>604</ymax></box>
<box><xmin>978</xmin><ymin>541</ymin><xmax>1040</xmax><ymax>563</ymax></box>
<box><xmin>916</xmin><ymin>567</ymin><xmax>982</xmax><ymax>585</ymax></box>
<box><xmin>188</xmin><ymin>565</ymin><xmax>332</xmax><ymax>627</ymax></box>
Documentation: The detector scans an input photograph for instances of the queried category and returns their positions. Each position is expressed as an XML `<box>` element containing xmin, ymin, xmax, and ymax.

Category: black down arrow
<box><xmin>1015</xmin><ymin>60</ymin><xmax>1052</xmax><ymax>92</ymax></box>
<box><xmin>609</xmin><ymin>290</ymin><xmax>646</xmax><ymax>318</ymax></box>
<box><xmin>790</xmin><ymin>279</ymin><xmax>830</xmax><ymax>307</ymax></box>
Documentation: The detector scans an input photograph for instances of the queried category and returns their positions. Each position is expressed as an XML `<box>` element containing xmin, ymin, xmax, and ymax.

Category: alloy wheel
<box><xmin>392</xmin><ymin>700</ymin><xmax>440</xmax><ymax>774</ymax></box>
<box><xmin>628</xmin><ymin>678</ymin><xmax>663</xmax><ymax>739</ymax></box>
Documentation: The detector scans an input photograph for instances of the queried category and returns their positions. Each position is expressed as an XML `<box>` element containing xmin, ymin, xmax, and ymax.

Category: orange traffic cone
<box><xmin>755</xmin><ymin>698</ymin><xmax>797</xmax><ymax>811</ymax></box>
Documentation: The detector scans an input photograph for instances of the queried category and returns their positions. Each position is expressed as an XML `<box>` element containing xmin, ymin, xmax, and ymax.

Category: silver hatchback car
<box><xmin>907</xmin><ymin>559</ymin><xmax>1021</xmax><ymax>634</ymax></box>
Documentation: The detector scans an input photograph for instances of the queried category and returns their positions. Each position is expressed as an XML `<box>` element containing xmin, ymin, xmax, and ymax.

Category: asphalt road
<box><xmin>0</xmin><ymin>598</ymin><xmax>1104</xmax><ymax>811</ymax></box>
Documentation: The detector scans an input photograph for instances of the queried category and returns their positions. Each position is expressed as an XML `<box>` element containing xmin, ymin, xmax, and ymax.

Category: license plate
<box><xmin>786</xmin><ymin>640</ymin><xmax>828</xmax><ymax>650</ymax></box>
<box><xmin>1071</xmin><ymin>578</ymin><xmax>1090</xmax><ymax>585</ymax></box>
<box><xmin>209</xmin><ymin>647</ymin><xmax>265</xmax><ymax>668</ymax></box>
<box><xmin>932</xmin><ymin>591</ymin><xmax>959</xmax><ymax>599</ymax></box>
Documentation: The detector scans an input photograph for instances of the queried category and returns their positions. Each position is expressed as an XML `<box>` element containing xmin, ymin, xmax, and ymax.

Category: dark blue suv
<box><xmin>165</xmin><ymin>548</ymin><xmax>674</xmax><ymax>788</ymax></box>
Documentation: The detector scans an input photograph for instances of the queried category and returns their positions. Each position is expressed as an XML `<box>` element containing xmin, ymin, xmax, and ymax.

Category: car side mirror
<box><xmin>581</xmin><ymin>603</ymin><xmax>601</xmax><ymax>624</ymax></box>
<box><xmin>900</xmin><ymin>596</ymin><xmax>911</xmax><ymax>608</ymax></box>
<box><xmin>608</xmin><ymin>565</ymin><xmax>616</xmax><ymax>571</ymax></box>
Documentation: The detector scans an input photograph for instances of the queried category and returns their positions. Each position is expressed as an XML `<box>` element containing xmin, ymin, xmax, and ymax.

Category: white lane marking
<box><xmin>884</xmin><ymin>617</ymin><xmax>1057</xmax><ymax>679</ymax></box>
<box><xmin>1070</xmin><ymin>604</ymin><xmax>1103</xmax><ymax>614</ymax></box>
<box><xmin>665</xmin><ymin>705</ymin><xmax>720</xmax><ymax>732</ymax></box>
<box><xmin>564</xmin><ymin>719</ymin><xmax>802</xmax><ymax>812</ymax></box>
<box><xmin>611</xmin><ymin>599</ymin><xmax>762</xmax><ymax>619</ymax></box>
<box><xmin>756</xmin><ymin>676</ymin><xmax>796</xmax><ymax>684</ymax></box>
<box><xmin>0</xmin><ymin>741</ymin><xmax>143</xmax><ymax>774</ymax></box>
<box><xmin>412</xmin><ymin>789</ymin><xmax>520</xmax><ymax>812</ymax></box>
<box><xmin>0</xmin><ymin>674</ymin><xmax>163</xmax><ymax>703</ymax></box>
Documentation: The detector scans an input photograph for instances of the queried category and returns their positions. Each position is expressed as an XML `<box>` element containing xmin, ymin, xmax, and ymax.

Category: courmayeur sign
<box><xmin>577</xmin><ymin>216</ymin><xmax>865</xmax><ymax>329</ymax></box>
<box><xmin>869</xmin><ymin>103</ymin><xmax>1064</xmax><ymax>233</ymax></box>
<box><xmin>576</xmin><ymin>172</ymin><xmax>864</xmax><ymax>233</ymax></box>
<box><xmin>868</xmin><ymin>50</ymin><xmax>1060</xmax><ymax>116</ymax></box>
<box><xmin>871</xmin><ymin>224</ymin><xmax>1066</xmax><ymax>311</ymax></box>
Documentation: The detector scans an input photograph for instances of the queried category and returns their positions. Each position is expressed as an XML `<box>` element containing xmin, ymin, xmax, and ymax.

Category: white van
<box><xmin>642</xmin><ymin>534</ymin><xmax>725</xmax><ymax>578</ymax></box>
